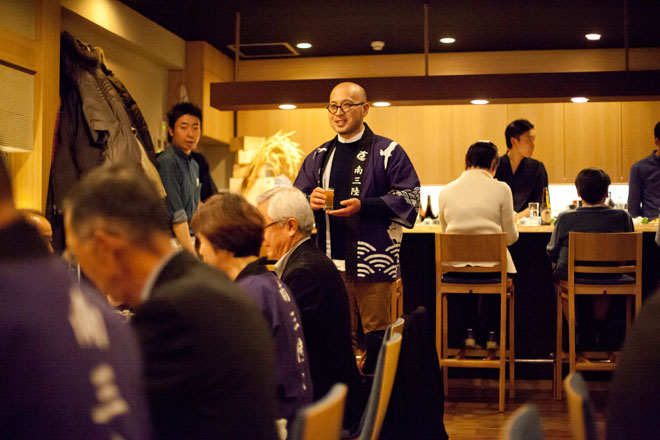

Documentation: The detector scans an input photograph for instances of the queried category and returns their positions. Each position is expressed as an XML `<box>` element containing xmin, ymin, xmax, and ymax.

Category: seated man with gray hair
<box><xmin>64</xmin><ymin>163</ymin><xmax>279</xmax><ymax>440</ymax></box>
<box><xmin>256</xmin><ymin>186</ymin><xmax>365</xmax><ymax>433</ymax></box>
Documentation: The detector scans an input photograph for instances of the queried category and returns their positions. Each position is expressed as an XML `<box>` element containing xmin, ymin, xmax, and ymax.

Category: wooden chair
<box><xmin>345</xmin><ymin>332</ymin><xmax>403</xmax><ymax>440</ymax></box>
<box><xmin>563</xmin><ymin>373</ymin><xmax>598</xmax><ymax>440</ymax></box>
<box><xmin>390</xmin><ymin>278</ymin><xmax>404</xmax><ymax>323</ymax></box>
<box><xmin>386</xmin><ymin>317</ymin><xmax>404</xmax><ymax>339</ymax></box>
<box><xmin>554</xmin><ymin>232</ymin><xmax>642</xmax><ymax>399</ymax></box>
<box><xmin>290</xmin><ymin>383</ymin><xmax>348</xmax><ymax>440</ymax></box>
<box><xmin>499</xmin><ymin>404</ymin><xmax>545</xmax><ymax>440</ymax></box>
<box><xmin>435</xmin><ymin>233</ymin><xmax>515</xmax><ymax>412</ymax></box>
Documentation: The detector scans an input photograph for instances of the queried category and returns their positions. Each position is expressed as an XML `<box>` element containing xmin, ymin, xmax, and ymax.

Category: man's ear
<box><xmin>91</xmin><ymin>228</ymin><xmax>128</xmax><ymax>266</ymax></box>
<box><xmin>362</xmin><ymin>103</ymin><xmax>370</xmax><ymax>117</ymax></box>
<box><xmin>489</xmin><ymin>158</ymin><xmax>498</xmax><ymax>173</ymax></box>
<box><xmin>167</xmin><ymin>126</ymin><xmax>174</xmax><ymax>139</ymax></box>
<box><xmin>285</xmin><ymin>218</ymin><xmax>300</xmax><ymax>237</ymax></box>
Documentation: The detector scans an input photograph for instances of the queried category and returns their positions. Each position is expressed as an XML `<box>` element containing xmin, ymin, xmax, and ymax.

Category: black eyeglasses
<box><xmin>264</xmin><ymin>221</ymin><xmax>280</xmax><ymax>229</ymax></box>
<box><xmin>326</xmin><ymin>102</ymin><xmax>365</xmax><ymax>114</ymax></box>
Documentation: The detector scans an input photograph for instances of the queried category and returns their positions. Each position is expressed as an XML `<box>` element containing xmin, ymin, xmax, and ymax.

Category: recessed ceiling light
<box><xmin>372</xmin><ymin>101</ymin><xmax>391</xmax><ymax>107</ymax></box>
<box><xmin>296</xmin><ymin>42</ymin><xmax>312</xmax><ymax>49</ymax></box>
<box><xmin>585</xmin><ymin>33</ymin><xmax>601</xmax><ymax>41</ymax></box>
<box><xmin>371</xmin><ymin>41</ymin><xmax>385</xmax><ymax>51</ymax></box>
<box><xmin>471</xmin><ymin>99</ymin><xmax>489</xmax><ymax>105</ymax></box>
<box><xmin>571</xmin><ymin>97</ymin><xmax>589</xmax><ymax>103</ymax></box>
<box><xmin>279</xmin><ymin>104</ymin><xmax>297</xmax><ymax>110</ymax></box>
<box><xmin>439</xmin><ymin>37</ymin><xmax>456</xmax><ymax>44</ymax></box>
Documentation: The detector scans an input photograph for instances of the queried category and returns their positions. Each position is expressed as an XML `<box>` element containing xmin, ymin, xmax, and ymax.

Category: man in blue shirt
<box><xmin>627</xmin><ymin>121</ymin><xmax>660</xmax><ymax>220</ymax></box>
<box><xmin>157</xmin><ymin>102</ymin><xmax>202</xmax><ymax>253</ymax></box>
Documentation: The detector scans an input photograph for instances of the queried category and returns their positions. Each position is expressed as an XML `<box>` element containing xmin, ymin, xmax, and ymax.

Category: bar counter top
<box><xmin>405</xmin><ymin>222</ymin><xmax>658</xmax><ymax>234</ymax></box>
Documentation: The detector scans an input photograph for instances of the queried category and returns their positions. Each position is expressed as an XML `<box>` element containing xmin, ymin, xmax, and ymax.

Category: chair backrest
<box><xmin>359</xmin><ymin>332</ymin><xmax>403</xmax><ymax>440</ymax></box>
<box><xmin>386</xmin><ymin>317</ymin><xmax>404</xmax><ymax>339</ymax></box>
<box><xmin>563</xmin><ymin>373</ymin><xmax>598</xmax><ymax>440</ymax></box>
<box><xmin>568</xmin><ymin>231</ymin><xmax>642</xmax><ymax>276</ymax></box>
<box><xmin>499</xmin><ymin>404</ymin><xmax>545</xmax><ymax>440</ymax></box>
<box><xmin>436</xmin><ymin>232</ymin><xmax>507</xmax><ymax>278</ymax></box>
<box><xmin>289</xmin><ymin>383</ymin><xmax>348</xmax><ymax>440</ymax></box>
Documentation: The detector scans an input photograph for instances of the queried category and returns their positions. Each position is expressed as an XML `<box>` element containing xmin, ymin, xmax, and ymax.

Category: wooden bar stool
<box><xmin>435</xmin><ymin>232</ymin><xmax>515</xmax><ymax>412</ymax></box>
<box><xmin>390</xmin><ymin>278</ymin><xmax>403</xmax><ymax>323</ymax></box>
<box><xmin>554</xmin><ymin>232</ymin><xmax>642</xmax><ymax>400</ymax></box>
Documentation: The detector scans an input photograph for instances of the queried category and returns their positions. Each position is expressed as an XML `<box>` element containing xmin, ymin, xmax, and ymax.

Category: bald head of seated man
<box><xmin>19</xmin><ymin>209</ymin><xmax>53</xmax><ymax>253</ymax></box>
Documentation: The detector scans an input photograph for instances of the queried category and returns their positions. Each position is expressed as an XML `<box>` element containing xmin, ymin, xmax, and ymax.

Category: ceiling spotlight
<box><xmin>585</xmin><ymin>33</ymin><xmax>601</xmax><ymax>41</ymax></box>
<box><xmin>371</xmin><ymin>40</ymin><xmax>385</xmax><ymax>51</ymax></box>
<box><xmin>439</xmin><ymin>37</ymin><xmax>456</xmax><ymax>44</ymax></box>
<box><xmin>471</xmin><ymin>99</ymin><xmax>489</xmax><ymax>105</ymax></box>
<box><xmin>372</xmin><ymin>101</ymin><xmax>391</xmax><ymax>107</ymax></box>
<box><xmin>279</xmin><ymin>104</ymin><xmax>297</xmax><ymax>110</ymax></box>
<box><xmin>571</xmin><ymin>97</ymin><xmax>589</xmax><ymax>103</ymax></box>
<box><xmin>296</xmin><ymin>42</ymin><xmax>312</xmax><ymax>49</ymax></box>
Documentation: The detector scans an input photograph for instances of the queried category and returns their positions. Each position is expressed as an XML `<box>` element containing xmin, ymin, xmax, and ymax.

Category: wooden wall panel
<box><xmin>621</xmin><ymin>101</ymin><xmax>660</xmax><ymax>181</ymax></box>
<box><xmin>4</xmin><ymin>0</ymin><xmax>59</xmax><ymax>211</ymax></box>
<box><xmin>236</xmin><ymin>108</ymin><xmax>334</xmax><ymax>154</ymax></box>
<box><xmin>367</xmin><ymin>105</ymin><xmax>452</xmax><ymax>184</ymax></box>
<box><xmin>506</xmin><ymin>103</ymin><xmax>566</xmax><ymax>182</ymax></box>
<box><xmin>449</xmin><ymin>104</ymin><xmax>508</xmax><ymax>181</ymax></box>
<box><xmin>202</xmin><ymin>68</ymin><xmax>234</xmax><ymax>143</ymax></box>
<box><xmin>239</xmin><ymin>48</ymin><xmax>660</xmax><ymax>82</ymax></box>
<box><xmin>237</xmin><ymin>101</ymin><xmax>657</xmax><ymax>185</ymax></box>
<box><xmin>564</xmin><ymin>102</ymin><xmax>623</xmax><ymax>182</ymax></box>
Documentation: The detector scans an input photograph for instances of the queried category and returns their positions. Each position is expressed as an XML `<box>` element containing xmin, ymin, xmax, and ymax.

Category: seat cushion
<box><xmin>441</xmin><ymin>272</ymin><xmax>502</xmax><ymax>284</ymax></box>
<box><xmin>575</xmin><ymin>274</ymin><xmax>636</xmax><ymax>285</ymax></box>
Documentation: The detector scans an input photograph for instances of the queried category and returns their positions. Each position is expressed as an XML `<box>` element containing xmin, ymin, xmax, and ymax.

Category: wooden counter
<box><xmin>405</xmin><ymin>222</ymin><xmax>658</xmax><ymax>234</ymax></box>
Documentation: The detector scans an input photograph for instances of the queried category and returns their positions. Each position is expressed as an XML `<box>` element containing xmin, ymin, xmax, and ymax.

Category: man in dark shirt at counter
<box><xmin>627</xmin><ymin>121</ymin><xmax>660</xmax><ymax>220</ymax></box>
<box><xmin>547</xmin><ymin>167</ymin><xmax>633</xmax><ymax>349</ymax></box>
<box><xmin>495</xmin><ymin>119</ymin><xmax>548</xmax><ymax>221</ymax></box>
<box><xmin>157</xmin><ymin>102</ymin><xmax>203</xmax><ymax>254</ymax></box>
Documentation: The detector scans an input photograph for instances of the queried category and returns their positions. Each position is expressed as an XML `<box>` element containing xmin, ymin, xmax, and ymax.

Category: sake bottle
<box><xmin>541</xmin><ymin>187</ymin><xmax>552</xmax><ymax>225</ymax></box>
<box><xmin>424</xmin><ymin>194</ymin><xmax>436</xmax><ymax>220</ymax></box>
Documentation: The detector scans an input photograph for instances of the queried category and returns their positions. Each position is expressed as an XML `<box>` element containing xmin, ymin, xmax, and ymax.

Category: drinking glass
<box><xmin>528</xmin><ymin>202</ymin><xmax>540</xmax><ymax>225</ymax></box>
<box><xmin>323</xmin><ymin>188</ymin><xmax>335</xmax><ymax>211</ymax></box>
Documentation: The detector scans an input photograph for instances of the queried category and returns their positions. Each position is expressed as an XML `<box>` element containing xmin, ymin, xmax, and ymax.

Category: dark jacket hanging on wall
<box><xmin>101</xmin><ymin>65</ymin><xmax>157</xmax><ymax>166</ymax></box>
<box><xmin>48</xmin><ymin>31</ymin><xmax>159</xmax><ymax>252</ymax></box>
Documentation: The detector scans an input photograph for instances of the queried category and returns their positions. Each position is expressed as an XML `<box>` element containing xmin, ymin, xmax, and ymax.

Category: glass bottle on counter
<box><xmin>417</xmin><ymin>196</ymin><xmax>426</xmax><ymax>223</ymax></box>
<box><xmin>541</xmin><ymin>187</ymin><xmax>552</xmax><ymax>225</ymax></box>
<box><xmin>424</xmin><ymin>194</ymin><xmax>436</xmax><ymax>220</ymax></box>
<box><xmin>606</xmin><ymin>191</ymin><xmax>615</xmax><ymax>207</ymax></box>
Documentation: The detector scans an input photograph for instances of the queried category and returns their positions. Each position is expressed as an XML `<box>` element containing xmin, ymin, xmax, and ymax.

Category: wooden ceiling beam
<box><xmin>210</xmin><ymin>70</ymin><xmax>660</xmax><ymax>110</ymax></box>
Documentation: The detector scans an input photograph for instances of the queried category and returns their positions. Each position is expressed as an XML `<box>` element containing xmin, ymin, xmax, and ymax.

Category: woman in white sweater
<box><xmin>437</xmin><ymin>141</ymin><xmax>519</xmax><ymax>349</ymax></box>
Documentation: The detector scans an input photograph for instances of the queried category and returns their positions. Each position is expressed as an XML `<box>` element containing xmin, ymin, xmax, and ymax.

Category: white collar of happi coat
<box><xmin>337</xmin><ymin>127</ymin><xmax>365</xmax><ymax>143</ymax></box>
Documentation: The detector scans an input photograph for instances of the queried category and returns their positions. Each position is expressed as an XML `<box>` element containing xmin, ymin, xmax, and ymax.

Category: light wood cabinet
<box><xmin>368</xmin><ymin>105</ymin><xmax>453</xmax><ymax>184</ymax></box>
<box><xmin>564</xmin><ymin>102</ymin><xmax>622</xmax><ymax>182</ymax></box>
<box><xmin>1</xmin><ymin>0</ymin><xmax>59</xmax><ymax>210</ymax></box>
<box><xmin>621</xmin><ymin>102</ymin><xmax>660</xmax><ymax>181</ymax></box>
<box><xmin>237</xmin><ymin>100</ymin><xmax>657</xmax><ymax>185</ymax></box>
<box><xmin>236</xmin><ymin>108</ymin><xmax>333</xmax><ymax>154</ymax></box>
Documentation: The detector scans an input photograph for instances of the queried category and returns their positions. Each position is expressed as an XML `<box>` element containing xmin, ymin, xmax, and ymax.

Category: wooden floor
<box><xmin>443</xmin><ymin>380</ymin><xmax>609</xmax><ymax>439</ymax></box>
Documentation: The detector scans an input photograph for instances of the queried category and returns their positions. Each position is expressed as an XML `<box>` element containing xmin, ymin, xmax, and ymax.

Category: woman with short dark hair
<box><xmin>437</xmin><ymin>141</ymin><xmax>519</xmax><ymax>350</ymax></box>
<box><xmin>191</xmin><ymin>193</ymin><xmax>312</xmax><ymax>432</ymax></box>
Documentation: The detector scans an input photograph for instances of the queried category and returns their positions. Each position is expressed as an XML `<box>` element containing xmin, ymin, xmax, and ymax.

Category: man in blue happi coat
<box><xmin>295</xmin><ymin>82</ymin><xmax>420</xmax><ymax>351</ymax></box>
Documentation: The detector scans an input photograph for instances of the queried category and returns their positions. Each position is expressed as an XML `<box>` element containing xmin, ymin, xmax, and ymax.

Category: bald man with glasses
<box><xmin>294</xmin><ymin>82</ymin><xmax>420</xmax><ymax>354</ymax></box>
